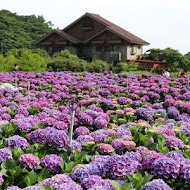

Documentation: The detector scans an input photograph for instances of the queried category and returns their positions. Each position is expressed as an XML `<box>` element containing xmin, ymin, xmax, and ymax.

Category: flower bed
<box><xmin>0</xmin><ymin>72</ymin><xmax>190</xmax><ymax>189</ymax></box>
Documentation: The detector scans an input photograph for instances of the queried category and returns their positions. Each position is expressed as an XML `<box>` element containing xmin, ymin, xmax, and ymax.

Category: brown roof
<box><xmin>86</xmin><ymin>13</ymin><xmax>149</xmax><ymax>45</ymax></box>
<box><xmin>36</xmin><ymin>29</ymin><xmax>80</xmax><ymax>45</ymax></box>
<box><xmin>37</xmin><ymin>12</ymin><xmax>149</xmax><ymax>46</ymax></box>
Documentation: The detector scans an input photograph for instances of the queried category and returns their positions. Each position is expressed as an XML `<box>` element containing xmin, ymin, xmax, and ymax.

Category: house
<box><xmin>36</xmin><ymin>13</ymin><xmax>149</xmax><ymax>63</ymax></box>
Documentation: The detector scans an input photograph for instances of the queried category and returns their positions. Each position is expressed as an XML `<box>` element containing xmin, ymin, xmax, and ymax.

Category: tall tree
<box><xmin>0</xmin><ymin>10</ymin><xmax>53</xmax><ymax>53</ymax></box>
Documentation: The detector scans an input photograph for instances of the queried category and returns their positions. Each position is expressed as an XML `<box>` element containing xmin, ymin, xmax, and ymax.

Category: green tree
<box><xmin>0</xmin><ymin>10</ymin><xmax>52</xmax><ymax>53</ymax></box>
<box><xmin>144</xmin><ymin>48</ymin><xmax>190</xmax><ymax>71</ymax></box>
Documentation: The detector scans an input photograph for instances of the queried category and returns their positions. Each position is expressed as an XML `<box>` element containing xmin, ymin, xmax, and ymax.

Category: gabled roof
<box><xmin>64</xmin><ymin>12</ymin><xmax>149</xmax><ymax>45</ymax></box>
<box><xmin>36</xmin><ymin>29</ymin><xmax>81</xmax><ymax>45</ymax></box>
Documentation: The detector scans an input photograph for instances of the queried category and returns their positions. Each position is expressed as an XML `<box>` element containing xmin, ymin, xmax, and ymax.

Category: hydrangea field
<box><xmin>0</xmin><ymin>72</ymin><xmax>190</xmax><ymax>190</ymax></box>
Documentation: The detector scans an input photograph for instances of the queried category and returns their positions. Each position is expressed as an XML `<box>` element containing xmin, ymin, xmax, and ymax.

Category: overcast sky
<box><xmin>0</xmin><ymin>0</ymin><xmax>189</xmax><ymax>54</ymax></box>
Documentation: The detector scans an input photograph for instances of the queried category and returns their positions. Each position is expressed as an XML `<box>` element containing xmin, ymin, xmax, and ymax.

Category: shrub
<box><xmin>114</xmin><ymin>62</ymin><xmax>128</xmax><ymax>73</ymax></box>
<box><xmin>114</xmin><ymin>61</ymin><xmax>140</xmax><ymax>73</ymax></box>
<box><xmin>87</xmin><ymin>60</ymin><xmax>109</xmax><ymax>73</ymax></box>
<box><xmin>47</xmin><ymin>51</ymin><xmax>109</xmax><ymax>73</ymax></box>
<box><xmin>1</xmin><ymin>48</ymin><xmax>47</xmax><ymax>72</ymax></box>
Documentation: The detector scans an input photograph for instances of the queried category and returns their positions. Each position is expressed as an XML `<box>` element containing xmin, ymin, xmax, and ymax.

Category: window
<box><xmin>131</xmin><ymin>46</ymin><xmax>137</xmax><ymax>55</ymax></box>
<box><xmin>96</xmin><ymin>45</ymin><xmax>119</xmax><ymax>53</ymax></box>
<box><xmin>82</xmin><ymin>19</ymin><xmax>93</xmax><ymax>29</ymax></box>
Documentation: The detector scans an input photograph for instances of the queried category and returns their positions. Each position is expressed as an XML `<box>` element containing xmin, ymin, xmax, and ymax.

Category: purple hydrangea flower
<box><xmin>93</xmin><ymin>117</ymin><xmax>108</xmax><ymax>129</ymax></box>
<box><xmin>181</xmin><ymin>165</ymin><xmax>190</xmax><ymax>179</ymax></box>
<box><xmin>111</xmin><ymin>139</ymin><xmax>125</xmax><ymax>151</ymax></box>
<box><xmin>167</xmin><ymin>107</ymin><xmax>180</xmax><ymax>119</ymax></box>
<box><xmin>39</xmin><ymin>174</ymin><xmax>82</xmax><ymax>190</ymax></box>
<box><xmin>76</xmin><ymin>135</ymin><xmax>94</xmax><ymax>143</ymax></box>
<box><xmin>70</xmin><ymin>140</ymin><xmax>82</xmax><ymax>152</ymax></box>
<box><xmin>5</xmin><ymin>186</ymin><xmax>21</xmax><ymax>190</ymax></box>
<box><xmin>81</xmin><ymin>175</ymin><xmax>112</xmax><ymax>189</ymax></box>
<box><xmin>28</xmin><ymin>129</ymin><xmax>47</xmax><ymax>144</ymax></box>
<box><xmin>46</xmin><ymin>128</ymin><xmax>69</xmax><ymax>148</ymax></box>
<box><xmin>104</xmin><ymin>155</ymin><xmax>141</xmax><ymax>179</ymax></box>
<box><xmin>79</xmin><ymin>113</ymin><xmax>93</xmax><ymax>125</ymax></box>
<box><xmin>71</xmin><ymin>164</ymin><xmax>102</xmax><ymax>183</ymax></box>
<box><xmin>41</xmin><ymin>154</ymin><xmax>63</xmax><ymax>173</ymax></box>
<box><xmin>14</xmin><ymin>119</ymin><xmax>33</xmax><ymax>131</ymax></box>
<box><xmin>164</xmin><ymin>135</ymin><xmax>184</xmax><ymax>149</ymax></box>
<box><xmin>152</xmin><ymin>157</ymin><xmax>180</xmax><ymax>179</ymax></box>
<box><xmin>7</xmin><ymin>135</ymin><xmax>28</xmax><ymax>149</ymax></box>
<box><xmin>141</xmin><ymin>179</ymin><xmax>171</xmax><ymax>190</ymax></box>
<box><xmin>0</xmin><ymin>148</ymin><xmax>12</xmax><ymax>163</ymax></box>
<box><xmin>166</xmin><ymin>151</ymin><xmax>185</xmax><ymax>162</ymax></box>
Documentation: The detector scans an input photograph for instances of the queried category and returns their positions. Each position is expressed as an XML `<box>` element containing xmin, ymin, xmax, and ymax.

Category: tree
<box><xmin>0</xmin><ymin>10</ymin><xmax>53</xmax><ymax>53</ymax></box>
<box><xmin>143</xmin><ymin>48</ymin><xmax>190</xmax><ymax>71</ymax></box>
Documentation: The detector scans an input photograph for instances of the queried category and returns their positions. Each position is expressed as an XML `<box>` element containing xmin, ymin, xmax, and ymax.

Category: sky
<box><xmin>0</xmin><ymin>0</ymin><xmax>190</xmax><ymax>54</ymax></box>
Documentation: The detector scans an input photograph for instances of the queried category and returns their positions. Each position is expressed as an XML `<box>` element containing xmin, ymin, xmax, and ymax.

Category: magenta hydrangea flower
<box><xmin>142</xmin><ymin>152</ymin><xmax>163</xmax><ymax>169</ymax></box>
<box><xmin>74</xmin><ymin>126</ymin><xmax>90</xmax><ymax>136</ymax></box>
<box><xmin>98</xmin><ymin>143</ymin><xmax>114</xmax><ymax>154</ymax></box>
<box><xmin>0</xmin><ymin>173</ymin><xmax>3</xmax><ymax>185</ymax></box>
<box><xmin>19</xmin><ymin>154</ymin><xmax>40</xmax><ymax>169</ymax></box>
<box><xmin>53</xmin><ymin>121</ymin><xmax>68</xmax><ymax>131</ymax></box>
<box><xmin>41</xmin><ymin>154</ymin><xmax>63</xmax><ymax>173</ymax></box>
<box><xmin>136</xmin><ymin>146</ymin><xmax>150</xmax><ymax>156</ymax></box>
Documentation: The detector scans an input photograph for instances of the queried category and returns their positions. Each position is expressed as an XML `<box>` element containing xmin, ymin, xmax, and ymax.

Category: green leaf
<box><xmin>60</xmin><ymin>161</ymin><xmax>77</xmax><ymax>173</ymax></box>
<box><xmin>110</xmin><ymin>180</ymin><xmax>122</xmax><ymax>190</ymax></box>
<box><xmin>1</xmin><ymin>122</ymin><xmax>17</xmax><ymax>137</ymax></box>
<box><xmin>37</xmin><ymin>168</ymin><xmax>52</xmax><ymax>182</ymax></box>
<box><xmin>142</xmin><ymin>174</ymin><xmax>154</xmax><ymax>185</ymax></box>
<box><xmin>40</xmin><ymin>185</ymin><xmax>55</xmax><ymax>190</ymax></box>
<box><xmin>24</xmin><ymin>170</ymin><xmax>38</xmax><ymax>185</ymax></box>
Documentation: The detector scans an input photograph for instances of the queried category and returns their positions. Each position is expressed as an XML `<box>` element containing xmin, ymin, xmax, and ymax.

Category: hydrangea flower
<box><xmin>93</xmin><ymin>117</ymin><xmax>108</xmax><ymax>129</ymax></box>
<box><xmin>19</xmin><ymin>154</ymin><xmax>40</xmax><ymax>169</ymax></box>
<box><xmin>46</xmin><ymin>128</ymin><xmax>69</xmax><ymax>148</ymax></box>
<box><xmin>111</xmin><ymin>139</ymin><xmax>125</xmax><ymax>151</ymax></box>
<box><xmin>98</xmin><ymin>143</ymin><xmax>114</xmax><ymax>154</ymax></box>
<box><xmin>152</xmin><ymin>157</ymin><xmax>180</xmax><ymax>179</ymax></box>
<box><xmin>81</xmin><ymin>175</ymin><xmax>112</xmax><ymax>189</ymax></box>
<box><xmin>104</xmin><ymin>155</ymin><xmax>140</xmax><ymax>179</ymax></box>
<box><xmin>5</xmin><ymin>186</ymin><xmax>21</xmax><ymax>190</ymax></box>
<box><xmin>0</xmin><ymin>172</ymin><xmax>3</xmax><ymax>185</ymax></box>
<box><xmin>7</xmin><ymin>135</ymin><xmax>28</xmax><ymax>149</ymax></box>
<box><xmin>74</xmin><ymin>126</ymin><xmax>90</xmax><ymax>136</ymax></box>
<box><xmin>41</xmin><ymin>154</ymin><xmax>63</xmax><ymax>173</ymax></box>
<box><xmin>0</xmin><ymin>148</ymin><xmax>12</xmax><ymax>163</ymax></box>
<box><xmin>142</xmin><ymin>153</ymin><xmax>163</xmax><ymax>169</ymax></box>
<box><xmin>141</xmin><ymin>179</ymin><xmax>171</xmax><ymax>190</ymax></box>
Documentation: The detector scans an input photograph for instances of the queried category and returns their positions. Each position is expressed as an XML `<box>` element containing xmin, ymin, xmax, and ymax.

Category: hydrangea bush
<box><xmin>0</xmin><ymin>72</ymin><xmax>190</xmax><ymax>189</ymax></box>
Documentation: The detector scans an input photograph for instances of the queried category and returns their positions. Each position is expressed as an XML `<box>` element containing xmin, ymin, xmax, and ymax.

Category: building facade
<box><xmin>37</xmin><ymin>13</ymin><xmax>149</xmax><ymax>63</ymax></box>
